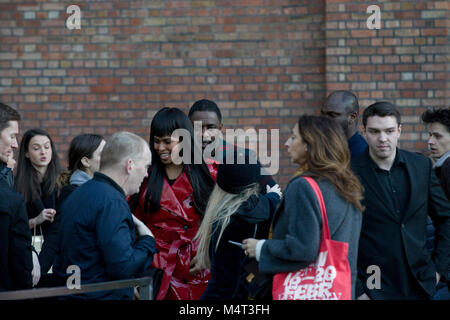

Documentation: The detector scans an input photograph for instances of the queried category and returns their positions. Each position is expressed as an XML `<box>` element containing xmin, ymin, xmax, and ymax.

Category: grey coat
<box><xmin>259</xmin><ymin>175</ymin><xmax>362</xmax><ymax>299</ymax></box>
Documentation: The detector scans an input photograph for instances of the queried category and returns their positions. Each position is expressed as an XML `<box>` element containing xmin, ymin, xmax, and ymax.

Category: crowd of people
<box><xmin>0</xmin><ymin>93</ymin><xmax>448</xmax><ymax>300</ymax></box>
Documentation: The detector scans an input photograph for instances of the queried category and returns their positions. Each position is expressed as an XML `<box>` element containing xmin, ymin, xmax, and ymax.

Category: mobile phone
<box><xmin>228</xmin><ymin>240</ymin><xmax>243</xmax><ymax>248</ymax></box>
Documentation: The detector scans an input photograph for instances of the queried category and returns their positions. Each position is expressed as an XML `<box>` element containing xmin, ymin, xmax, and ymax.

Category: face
<box><xmin>127</xmin><ymin>145</ymin><xmax>152</xmax><ymax>196</ymax></box>
<box><xmin>364</xmin><ymin>116</ymin><xmax>401</xmax><ymax>161</ymax></box>
<box><xmin>85</xmin><ymin>139</ymin><xmax>106</xmax><ymax>175</ymax></box>
<box><xmin>26</xmin><ymin>135</ymin><xmax>52</xmax><ymax>169</ymax></box>
<box><xmin>321</xmin><ymin>100</ymin><xmax>354</xmax><ymax>137</ymax></box>
<box><xmin>427</xmin><ymin>122</ymin><xmax>450</xmax><ymax>160</ymax></box>
<box><xmin>285</xmin><ymin>123</ymin><xmax>308</xmax><ymax>165</ymax></box>
<box><xmin>154</xmin><ymin>135</ymin><xmax>180</xmax><ymax>165</ymax></box>
<box><xmin>0</xmin><ymin>121</ymin><xmax>19</xmax><ymax>164</ymax></box>
<box><xmin>190</xmin><ymin>111</ymin><xmax>222</xmax><ymax>149</ymax></box>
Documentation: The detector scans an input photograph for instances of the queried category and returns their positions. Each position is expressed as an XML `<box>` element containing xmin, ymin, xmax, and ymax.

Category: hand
<box><xmin>134</xmin><ymin>287</ymin><xmax>140</xmax><ymax>300</ymax></box>
<box><xmin>436</xmin><ymin>272</ymin><xmax>441</xmax><ymax>285</ymax></box>
<box><xmin>31</xmin><ymin>251</ymin><xmax>41</xmax><ymax>287</ymax></box>
<box><xmin>6</xmin><ymin>155</ymin><xmax>16</xmax><ymax>170</ymax></box>
<box><xmin>35</xmin><ymin>208</ymin><xmax>56</xmax><ymax>225</ymax></box>
<box><xmin>189</xmin><ymin>255</ymin><xmax>202</xmax><ymax>276</ymax></box>
<box><xmin>132</xmin><ymin>214</ymin><xmax>153</xmax><ymax>237</ymax></box>
<box><xmin>356</xmin><ymin>293</ymin><xmax>371</xmax><ymax>300</ymax></box>
<box><xmin>242</xmin><ymin>238</ymin><xmax>259</xmax><ymax>258</ymax></box>
<box><xmin>266</xmin><ymin>184</ymin><xmax>282</xmax><ymax>198</ymax></box>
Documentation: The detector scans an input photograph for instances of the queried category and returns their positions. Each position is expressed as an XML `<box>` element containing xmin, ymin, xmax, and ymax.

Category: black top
<box><xmin>369</xmin><ymin>150</ymin><xmax>409</xmax><ymax>221</ymax></box>
<box><xmin>0</xmin><ymin>162</ymin><xmax>33</xmax><ymax>291</ymax></box>
<box><xmin>25</xmin><ymin>182</ymin><xmax>60</xmax><ymax>274</ymax></box>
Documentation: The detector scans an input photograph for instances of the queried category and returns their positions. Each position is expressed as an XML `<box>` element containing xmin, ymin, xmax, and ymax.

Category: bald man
<box><xmin>321</xmin><ymin>91</ymin><xmax>368</xmax><ymax>160</ymax></box>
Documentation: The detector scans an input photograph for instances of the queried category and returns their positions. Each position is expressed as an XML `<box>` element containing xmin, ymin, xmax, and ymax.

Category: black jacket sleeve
<box><xmin>9</xmin><ymin>196</ymin><xmax>33</xmax><ymax>290</ymax></box>
<box><xmin>428</xmin><ymin>159</ymin><xmax>450</xmax><ymax>282</ymax></box>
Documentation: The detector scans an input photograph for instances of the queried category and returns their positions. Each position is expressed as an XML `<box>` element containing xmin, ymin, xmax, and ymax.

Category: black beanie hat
<box><xmin>216</xmin><ymin>148</ymin><xmax>262</xmax><ymax>194</ymax></box>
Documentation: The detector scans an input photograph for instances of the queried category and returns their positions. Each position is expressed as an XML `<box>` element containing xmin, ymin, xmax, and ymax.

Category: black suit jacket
<box><xmin>352</xmin><ymin>149</ymin><xmax>450</xmax><ymax>299</ymax></box>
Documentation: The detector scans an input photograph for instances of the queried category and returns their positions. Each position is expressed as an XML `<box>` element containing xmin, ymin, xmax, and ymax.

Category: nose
<box><xmin>428</xmin><ymin>136</ymin><xmax>435</xmax><ymax>146</ymax></box>
<box><xmin>285</xmin><ymin>137</ymin><xmax>292</xmax><ymax>148</ymax></box>
<box><xmin>379</xmin><ymin>132</ymin><xmax>388</xmax><ymax>141</ymax></box>
<box><xmin>11</xmin><ymin>138</ymin><xmax>18</xmax><ymax>149</ymax></box>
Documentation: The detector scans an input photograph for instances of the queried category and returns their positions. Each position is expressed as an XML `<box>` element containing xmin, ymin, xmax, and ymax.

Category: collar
<box><xmin>93</xmin><ymin>172</ymin><xmax>126</xmax><ymax>197</ymax></box>
<box><xmin>434</xmin><ymin>151</ymin><xmax>450</xmax><ymax>168</ymax></box>
<box><xmin>366</xmin><ymin>148</ymin><xmax>405</xmax><ymax>171</ymax></box>
<box><xmin>69</xmin><ymin>169</ymin><xmax>92</xmax><ymax>186</ymax></box>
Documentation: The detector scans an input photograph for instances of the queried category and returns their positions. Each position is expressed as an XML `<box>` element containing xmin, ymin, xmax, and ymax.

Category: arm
<box><xmin>258</xmin><ymin>178</ymin><xmax>322</xmax><ymax>274</ymax></box>
<box><xmin>427</xmin><ymin>159</ymin><xmax>450</xmax><ymax>282</ymax></box>
<box><xmin>96</xmin><ymin>200</ymin><xmax>157</xmax><ymax>279</ymax></box>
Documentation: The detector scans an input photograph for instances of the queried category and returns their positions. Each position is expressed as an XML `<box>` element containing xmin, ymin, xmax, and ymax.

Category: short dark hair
<box><xmin>0</xmin><ymin>102</ymin><xmax>21</xmax><ymax>133</ymax></box>
<box><xmin>362</xmin><ymin>101</ymin><xmax>401</xmax><ymax>127</ymax></box>
<box><xmin>188</xmin><ymin>99</ymin><xmax>222</xmax><ymax>123</ymax></box>
<box><xmin>325</xmin><ymin>90</ymin><xmax>359</xmax><ymax>114</ymax></box>
<box><xmin>421</xmin><ymin>108</ymin><xmax>450</xmax><ymax>133</ymax></box>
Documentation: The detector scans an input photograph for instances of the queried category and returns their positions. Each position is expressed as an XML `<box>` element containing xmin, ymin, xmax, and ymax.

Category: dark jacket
<box><xmin>434</xmin><ymin>152</ymin><xmax>450</xmax><ymax>201</ymax></box>
<box><xmin>352</xmin><ymin>149</ymin><xmax>450</xmax><ymax>299</ymax></box>
<box><xmin>0</xmin><ymin>162</ymin><xmax>33</xmax><ymax>291</ymax></box>
<box><xmin>53</xmin><ymin>172</ymin><xmax>157</xmax><ymax>300</ymax></box>
<box><xmin>201</xmin><ymin>192</ymin><xmax>280</xmax><ymax>300</ymax></box>
<box><xmin>25</xmin><ymin>185</ymin><xmax>60</xmax><ymax>274</ymax></box>
<box><xmin>348</xmin><ymin>132</ymin><xmax>368</xmax><ymax>161</ymax></box>
<box><xmin>259</xmin><ymin>175</ymin><xmax>363</xmax><ymax>300</ymax></box>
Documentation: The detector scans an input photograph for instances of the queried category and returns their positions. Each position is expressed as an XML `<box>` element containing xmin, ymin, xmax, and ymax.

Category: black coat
<box><xmin>435</xmin><ymin>156</ymin><xmax>450</xmax><ymax>201</ymax></box>
<box><xmin>201</xmin><ymin>192</ymin><xmax>280</xmax><ymax>300</ymax></box>
<box><xmin>0</xmin><ymin>162</ymin><xmax>33</xmax><ymax>291</ymax></box>
<box><xmin>25</xmin><ymin>184</ymin><xmax>60</xmax><ymax>274</ymax></box>
<box><xmin>352</xmin><ymin>149</ymin><xmax>450</xmax><ymax>299</ymax></box>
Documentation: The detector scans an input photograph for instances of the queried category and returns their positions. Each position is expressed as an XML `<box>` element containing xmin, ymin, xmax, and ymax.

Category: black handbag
<box><xmin>243</xmin><ymin>258</ymin><xmax>273</xmax><ymax>300</ymax></box>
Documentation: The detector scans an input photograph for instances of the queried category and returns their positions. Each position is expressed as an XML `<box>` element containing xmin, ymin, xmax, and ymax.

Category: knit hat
<box><xmin>216</xmin><ymin>148</ymin><xmax>262</xmax><ymax>194</ymax></box>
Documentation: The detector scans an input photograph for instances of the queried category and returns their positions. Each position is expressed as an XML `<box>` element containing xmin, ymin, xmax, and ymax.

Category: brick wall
<box><xmin>0</xmin><ymin>0</ymin><xmax>447</xmax><ymax>187</ymax></box>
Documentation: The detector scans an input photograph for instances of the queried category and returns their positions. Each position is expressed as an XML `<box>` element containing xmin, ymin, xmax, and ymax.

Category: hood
<box><xmin>70</xmin><ymin>169</ymin><xmax>92</xmax><ymax>186</ymax></box>
<box><xmin>235</xmin><ymin>194</ymin><xmax>273</xmax><ymax>224</ymax></box>
<box><xmin>434</xmin><ymin>151</ymin><xmax>450</xmax><ymax>168</ymax></box>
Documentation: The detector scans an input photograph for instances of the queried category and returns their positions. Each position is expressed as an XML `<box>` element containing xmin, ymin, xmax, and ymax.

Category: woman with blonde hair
<box><xmin>195</xmin><ymin>149</ymin><xmax>281</xmax><ymax>300</ymax></box>
<box><xmin>243</xmin><ymin>115</ymin><xmax>364</xmax><ymax>300</ymax></box>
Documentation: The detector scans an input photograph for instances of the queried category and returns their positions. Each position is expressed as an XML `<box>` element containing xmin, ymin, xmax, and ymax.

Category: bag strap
<box><xmin>302</xmin><ymin>176</ymin><xmax>330</xmax><ymax>240</ymax></box>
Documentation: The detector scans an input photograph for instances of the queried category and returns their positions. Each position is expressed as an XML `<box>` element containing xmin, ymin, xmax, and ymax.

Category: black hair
<box><xmin>0</xmin><ymin>102</ymin><xmax>21</xmax><ymax>133</ymax></box>
<box><xmin>421</xmin><ymin>108</ymin><xmax>450</xmax><ymax>133</ymax></box>
<box><xmin>325</xmin><ymin>90</ymin><xmax>359</xmax><ymax>114</ymax></box>
<box><xmin>145</xmin><ymin>107</ymin><xmax>215</xmax><ymax>215</ymax></box>
<box><xmin>59</xmin><ymin>133</ymin><xmax>104</xmax><ymax>186</ymax></box>
<box><xmin>188</xmin><ymin>99</ymin><xmax>222</xmax><ymax>123</ymax></box>
<box><xmin>15</xmin><ymin>128</ymin><xmax>62</xmax><ymax>203</ymax></box>
<box><xmin>362</xmin><ymin>101</ymin><xmax>401</xmax><ymax>127</ymax></box>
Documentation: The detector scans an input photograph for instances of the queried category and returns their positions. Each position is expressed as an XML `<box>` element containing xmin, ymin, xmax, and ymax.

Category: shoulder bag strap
<box><xmin>302</xmin><ymin>176</ymin><xmax>330</xmax><ymax>241</ymax></box>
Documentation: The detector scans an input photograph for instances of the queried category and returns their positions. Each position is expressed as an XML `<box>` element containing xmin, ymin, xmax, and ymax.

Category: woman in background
<box><xmin>58</xmin><ymin>133</ymin><xmax>105</xmax><ymax>205</ymax></box>
<box><xmin>15</xmin><ymin>128</ymin><xmax>62</xmax><ymax>277</ymax></box>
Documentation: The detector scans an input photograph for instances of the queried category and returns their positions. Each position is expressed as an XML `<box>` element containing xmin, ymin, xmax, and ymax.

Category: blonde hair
<box><xmin>194</xmin><ymin>183</ymin><xmax>259</xmax><ymax>269</ymax></box>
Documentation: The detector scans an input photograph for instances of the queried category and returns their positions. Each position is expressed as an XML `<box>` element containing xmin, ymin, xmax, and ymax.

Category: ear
<box><xmin>398</xmin><ymin>124</ymin><xmax>402</xmax><ymax>136</ymax></box>
<box><xmin>126</xmin><ymin>158</ymin><xmax>133</xmax><ymax>174</ymax></box>
<box><xmin>80</xmin><ymin>156</ymin><xmax>90</xmax><ymax>168</ymax></box>
<box><xmin>25</xmin><ymin>152</ymin><xmax>29</xmax><ymax>158</ymax></box>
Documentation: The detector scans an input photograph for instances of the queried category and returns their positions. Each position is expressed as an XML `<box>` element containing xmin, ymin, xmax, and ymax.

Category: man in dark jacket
<box><xmin>352</xmin><ymin>102</ymin><xmax>450</xmax><ymax>300</ymax></box>
<box><xmin>422</xmin><ymin>108</ymin><xmax>450</xmax><ymax>200</ymax></box>
<box><xmin>321</xmin><ymin>90</ymin><xmax>368</xmax><ymax>160</ymax></box>
<box><xmin>0</xmin><ymin>102</ymin><xmax>34</xmax><ymax>291</ymax></box>
<box><xmin>53</xmin><ymin>132</ymin><xmax>157</xmax><ymax>299</ymax></box>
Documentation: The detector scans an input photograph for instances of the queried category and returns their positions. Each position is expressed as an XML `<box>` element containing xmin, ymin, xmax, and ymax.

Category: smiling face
<box><xmin>364</xmin><ymin>115</ymin><xmax>401</xmax><ymax>162</ymax></box>
<box><xmin>285</xmin><ymin>123</ymin><xmax>308</xmax><ymax>166</ymax></box>
<box><xmin>0</xmin><ymin>120</ymin><xmax>19</xmax><ymax>164</ymax></box>
<box><xmin>190</xmin><ymin>111</ymin><xmax>223</xmax><ymax>150</ymax></box>
<box><xmin>26</xmin><ymin>135</ymin><xmax>52</xmax><ymax>169</ymax></box>
<box><xmin>427</xmin><ymin>122</ymin><xmax>450</xmax><ymax>160</ymax></box>
<box><xmin>154</xmin><ymin>135</ymin><xmax>180</xmax><ymax>166</ymax></box>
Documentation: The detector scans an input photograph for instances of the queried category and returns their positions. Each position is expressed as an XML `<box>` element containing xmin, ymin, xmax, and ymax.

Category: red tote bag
<box><xmin>272</xmin><ymin>177</ymin><xmax>352</xmax><ymax>300</ymax></box>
